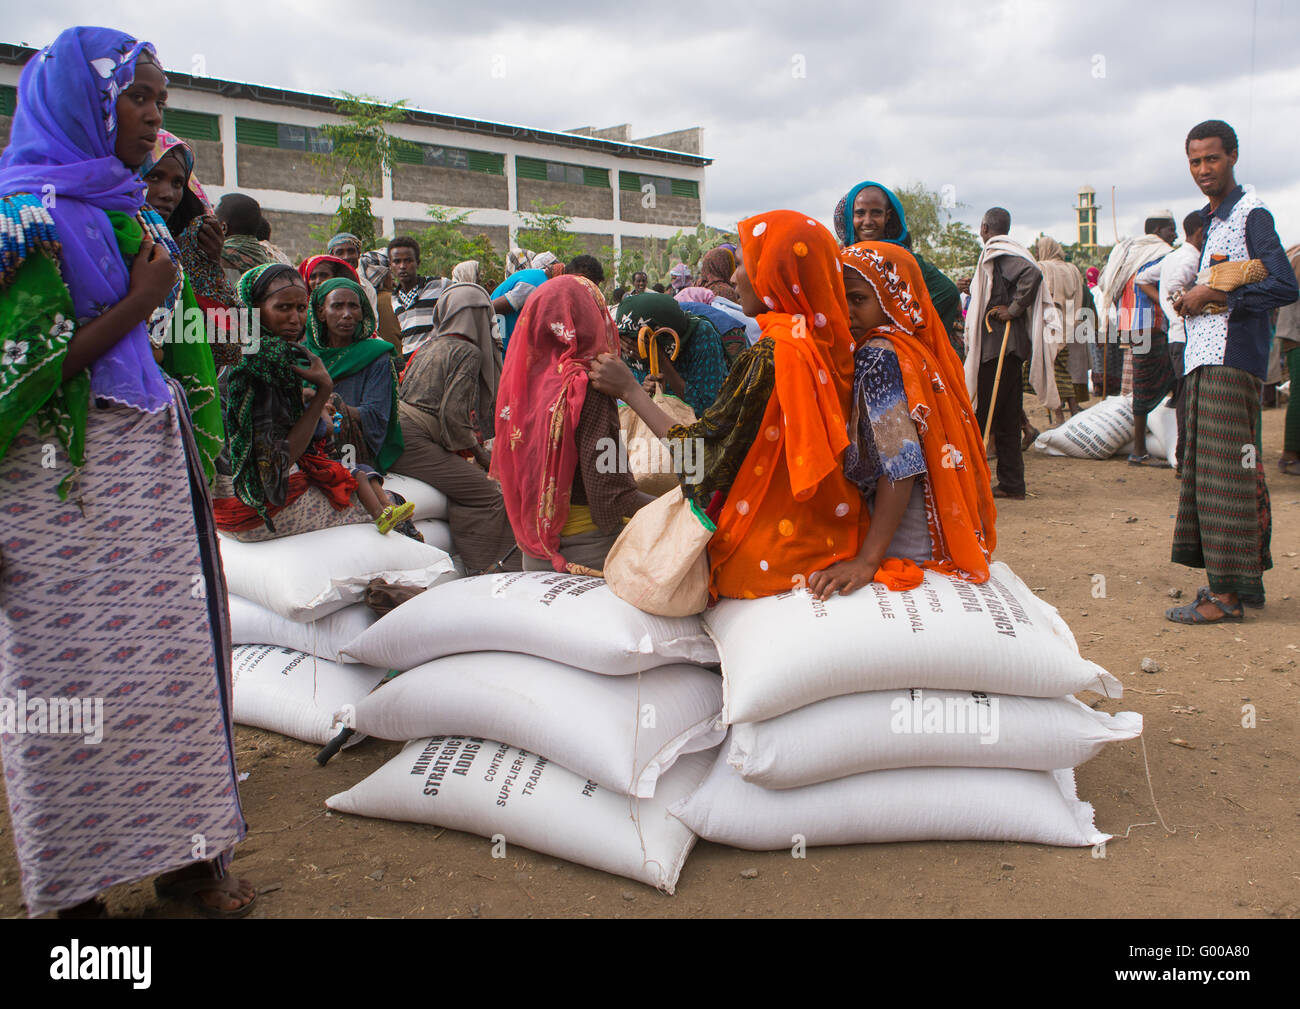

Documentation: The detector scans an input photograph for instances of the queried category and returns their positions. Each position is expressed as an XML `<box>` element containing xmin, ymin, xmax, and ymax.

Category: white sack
<box><xmin>1033</xmin><ymin>395</ymin><xmax>1134</xmax><ymax>458</ymax></box>
<box><xmin>326</xmin><ymin>737</ymin><xmax>712</xmax><ymax>892</ymax></box>
<box><xmin>343</xmin><ymin>570</ymin><xmax>718</xmax><ymax>674</ymax></box>
<box><xmin>382</xmin><ymin>474</ymin><xmax>448</xmax><ymax>520</ymax></box>
<box><xmin>352</xmin><ymin>652</ymin><xmax>724</xmax><ymax>797</ymax></box>
<box><xmin>671</xmin><ymin>741</ymin><xmax>1109</xmax><ymax>850</ymax></box>
<box><xmin>704</xmin><ymin>561</ymin><xmax>1119</xmax><ymax>724</ymax></box>
<box><xmin>729</xmin><ymin>690</ymin><xmax>1142</xmax><ymax>788</ymax></box>
<box><xmin>1144</xmin><ymin>403</ymin><xmax>1179</xmax><ymax>469</ymax></box>
<box><xmin>413</xmin><ymin>519</ymin><xmax>453</xmax><ymax>553</ymax></box>
<box><xmin>219</xmin><ymin>524</ymin><xmax>457</xmax><ymax>622</ymax></box>
<box><xmin>231</xmin><ymin>644</ymin><xmax>387</xmax><ymax>745</ymax></box>
<box><xmin>229</xmin><ymin>596</ymin><xmax>376</xmax><ymax>664</ymax></box>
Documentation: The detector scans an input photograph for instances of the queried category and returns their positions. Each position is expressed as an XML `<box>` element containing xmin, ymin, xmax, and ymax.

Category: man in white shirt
<box><xmin>1136</xmin><ymin>211</ymin><xmax>1205</xmax><ymax>471</ymax></box>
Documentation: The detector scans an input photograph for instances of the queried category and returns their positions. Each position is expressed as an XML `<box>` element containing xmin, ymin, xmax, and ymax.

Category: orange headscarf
<box><xmin>709</xmin><ymin>211</ymin><xmax>864</xmax><ymax>599</ymax></box>
<box><xmin>840</xmin><ymin>242</ymin><xmax>997</xmax><ymax>581</ymax></box>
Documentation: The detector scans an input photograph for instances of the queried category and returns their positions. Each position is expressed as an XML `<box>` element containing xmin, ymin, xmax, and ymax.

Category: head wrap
<box><xmin>506</xmin><ymin>248</ymin><xmax>535</xmax><ymax>275</ymax></box>
<box><xmin>0</xmin><ymin>27</ymin><xmax>172</xmax><ymax>416</ymax></box>
<box><xmin>707</xmin><ymin>210</ymin><xmax>864</xmax><ymax>599</ymax></box>
<box><xmin>668</xmin><ymin>262</ymin><xmax>691</xmax><ymax>291</ymax></box>
<box><xmin>450</xmin><ymin>259</ymin><xmax>480</xmax><ymax>285</ymax></box>
<box><xmin>675</xmin><ymin>285</ymin><xmax>715</xmax><ymax>304</ymax></box>
<box><xmin>1085</xmin><ymin>266</ymin><xmax>1100</xmax><ymax>286</ymax></box>
<box><xmin>327</xmin><ymin>231</ymin><xmax>361</xmax><ymax>254</ymax></box>
<box><xmin>403</xmin><ymin>281</ymin><xmax>501</xmax><ymax>442</ymax></box>
<box><xmin>833</xmin><ymin>180</ymin><xmax>909</xmax><ymax>247</ymax></box>
<box><xmin>142</xmin><ymin>129</ymin><xmax>209</xmax><ymax>234</ymax></box>
<box><xmin>359</xmin><ymin>249</ymin><xmax>389</xmax><ymax>288</ymax></box>
<box><xmin>299</xmin><ymin>253</ymin><xmax>360</xmax><ymax>289</ymax></box>
<box><xmin>1033</xmin><ymin>236</ymin><xmax>1084</xmax><ymax>324</ymax></box>
<box><xmin>840</xmin><ymin>242</ymin><xmax>996</xmax><ymax>581</ymax></box>
<box><xmin>304</xmin><ymin>276</ymin><xmax>403</xmax><ymax>472</ymax></box>
<box><xmin>489</xmin><ymin>275</ymin><xmax>619</xmax><ymax>571</ymax></box>
<box><xmin>531</xmin><ymin>251</ymin><xmax>560</xmax><ymax>272</ymax></box>
<box><xmin>699</xmin><ymin>247</ymin><xmax>735</xmax><ymax>285</ymax></box>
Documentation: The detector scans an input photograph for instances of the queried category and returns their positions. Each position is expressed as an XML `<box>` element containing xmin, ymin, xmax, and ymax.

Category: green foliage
<box><xmin>614</xmin><ymin>224</ymin><xmax>738</xmax><ymax>288</ymax></box>
<box><xmin>313</xmin><ymin>93</ymin><xmax>416</xmax><ymax>252</ymax></box>
<box><xmin>515</xmin><ymin>201</ymin><xmax>586</xmax><ymax>264</ymax></box>
<box><xmin>930</xmin><ymin>220</ymin><xmax>984</xmax><ymax>278</ymax></box>
<box><xmin>417</xmin><ymin>206</ymin><xmax>505</xmax><ymax>290</ymax></box>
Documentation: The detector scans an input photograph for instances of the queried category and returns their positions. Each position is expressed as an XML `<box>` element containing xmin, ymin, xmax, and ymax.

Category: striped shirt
<box><xmin>392</xmin><ymin>276</ymin><xmax>448</xmax><ymax>359</ymax></box>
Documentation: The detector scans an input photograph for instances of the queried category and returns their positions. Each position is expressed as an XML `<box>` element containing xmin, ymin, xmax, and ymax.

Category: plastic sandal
<box><xmin>375</xmin><ymin>500</ymin><xmax>415</xmax><ymax>535</ymax></box>
<box><xmin>1127</xmin><ymin>453</ymin><xmax>1149</xmax><ymax>466</ymax></box>
<box><xmin>1166</xmin><ymin>596</ymin><xmax>1243</xmax><ymax>624</ymax></box>
<box><xmin>155</xmin><ymin>871</ymin><xmax>257</xmax><ymax>919</ymax></box>
<box><xmin>1197</xmin><ymin>585</ymin><xmax>1263</xmax><ymax>609</ymax></box>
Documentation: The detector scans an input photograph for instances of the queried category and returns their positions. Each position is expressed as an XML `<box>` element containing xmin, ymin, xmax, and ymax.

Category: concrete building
<box><xmin>0</xmin><ymin>43</ymin><xmax>711</xmax><ymax>263</ymax></box>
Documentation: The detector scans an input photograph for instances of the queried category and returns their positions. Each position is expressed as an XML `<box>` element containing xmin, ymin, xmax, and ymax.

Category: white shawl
<box><xmin>963</xmin><ymin>235</ymin><xmax>1060</xmax><ymax>410</ymax></box>
<box><xmin>1094</xmin><ymin>234</ymin><xmax>1172</xmax><ymax>336</ymax></box>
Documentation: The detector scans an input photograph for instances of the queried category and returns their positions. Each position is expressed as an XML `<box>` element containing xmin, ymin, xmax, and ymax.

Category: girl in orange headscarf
<box><xmin>590</xmin><ymin>209</ymin><xmax>869</xmax><ymax>598</ymax></box>
<box><xmin>807</xmin><ymin>242</ymin><xmax>997</xmax><ymax>599</ymax></box>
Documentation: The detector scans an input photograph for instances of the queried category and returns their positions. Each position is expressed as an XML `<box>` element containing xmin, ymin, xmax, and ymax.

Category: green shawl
<box><xmin>304</xmin><ymin>276</ymin><xmax>404</xmax><ymax>472</ymax></box>
<box><xmin>225</xmin><ymin>263</ymin><xmax>307</xmax><ymax>523</ymax></box>
<box><xmin>0</xmin><ymin>246</ymin><xmax>87</xmax><ymax>499</ymax></box>
<box><xmin>107</xmin><ymin>211</ymin><xmax>225</xmax><ymax>484</ymax></box>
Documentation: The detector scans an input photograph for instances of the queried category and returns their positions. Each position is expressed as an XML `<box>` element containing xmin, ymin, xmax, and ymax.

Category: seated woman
<box><xmin>615</xmin><ymin>291</ymin><xmax>731</xmax><ymax>416</ymax></box>
<box><xmin>214</xmin><ymin>264</ymin><xmax>412</xmax><ymax>541</ymax></box>
<box><xmin>808</xmin><ymin>242</ymin><xmax>997</xmax><ymax>599</ymax></box>
<box><xmin>491</xmin><ymin>275</ymin><xmax>652</xmax><ymax>572</ymax></box>
<box><xmin>391</xmin><ymin>281</ymin><xmax>520</xmax><ymax>572</ymax></box>
<box><xmin>589</xmin><ymin>210</ymin><xmax>868</xmax><ymax>600</ymax></box>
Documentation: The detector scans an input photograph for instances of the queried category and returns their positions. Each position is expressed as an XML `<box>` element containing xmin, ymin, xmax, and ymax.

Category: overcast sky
<box><xmin>8</xmin><ymin>1</ymin><xmax>1300</xmax><ymax>248</ymax></box>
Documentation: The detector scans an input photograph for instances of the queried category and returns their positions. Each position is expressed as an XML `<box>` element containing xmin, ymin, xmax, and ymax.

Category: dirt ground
<box><xmin>2</xmin><ymin>402</ymin><xmax>1297</xmax><ymax>920</ymax></box>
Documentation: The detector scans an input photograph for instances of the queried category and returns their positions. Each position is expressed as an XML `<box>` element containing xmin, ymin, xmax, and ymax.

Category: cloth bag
<box><xmin>603</xmin><ymin>484</ymin><xmax>715</xmax><ymax>617</ymax></box>
<box><xmin>618</xmin><ymin>392</ymin><xmax>697</xmax><ymax>496</ymax></box>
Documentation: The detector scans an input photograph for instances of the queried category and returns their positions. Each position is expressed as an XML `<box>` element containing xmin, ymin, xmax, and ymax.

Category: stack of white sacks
<box><xmin>221</xmin><ymin>475</ymin><xmax>458</xmax><ymax>746</ymax></box>
<box><xmin>1034</xmin><ymin>395</ymin><xmax>1179</xmax><ymax>466</ymax></box>
<box><xmin>324</xmin><ymin>571</ymin><xmax>726</xmax><ymax>893</ymax></box>
<box><xmin>669</xmin><ymin>562</ymin><xmax>1142</xmax><ymax>852</ymax></box>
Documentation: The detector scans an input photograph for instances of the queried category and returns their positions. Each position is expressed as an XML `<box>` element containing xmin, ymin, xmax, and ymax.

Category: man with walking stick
<box><xmin>963</xmin><ymin>207</ymin><xmax>1048</xmax><ymax>500</ymax></box>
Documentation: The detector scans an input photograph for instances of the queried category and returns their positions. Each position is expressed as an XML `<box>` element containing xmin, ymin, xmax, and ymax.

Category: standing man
<box><xmin>1138</xmin><ymin>210</ymin><xmax>1205</xmax><ymax>471</ymax></box>
<box><xmin>387</xmin><ymin>235</ymin><xmax>448</xmax><ymax>363</ymax></box>
<box><xmin>1166</xmin><ymin>120</ymin><xmax>1298</xmax><ymax>624</ymax></box>
<box><xmin>1125</xmin><ymin>215</ymin><xmax>1177</xmax><ymax>464</ymax></box>
<box><xmin>963</xmin><ymin>207</ymin><xmax>1049</xmax><ymax>500</ymax></box>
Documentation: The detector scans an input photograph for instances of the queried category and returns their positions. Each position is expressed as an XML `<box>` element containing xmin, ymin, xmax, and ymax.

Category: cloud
<box><xmin>8</xmin><ymin>0</ymin><xmax>1299</xmax><ymax>249</ymax></box>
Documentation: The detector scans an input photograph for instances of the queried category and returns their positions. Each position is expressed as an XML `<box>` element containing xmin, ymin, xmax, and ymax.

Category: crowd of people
<box><xmin>0</xmin><ymin>26</ymin><xmax>1297</xmax><ymax>918</ymax></box>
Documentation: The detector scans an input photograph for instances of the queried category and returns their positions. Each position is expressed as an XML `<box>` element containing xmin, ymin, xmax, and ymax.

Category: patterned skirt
<box><xmin>1171</xmin><ymin>365</ymin><xmax>1272</xmax><ymax>597</ymax></box>
<box><xmin>0</xmin><ymin>389</ymin><xmax>244</xmax><ymax>915</ymax></box>
<box><xmin>1132</xmin><ymin>328</ymin><xmax>1174</xmax><ymax>416</ymax></box>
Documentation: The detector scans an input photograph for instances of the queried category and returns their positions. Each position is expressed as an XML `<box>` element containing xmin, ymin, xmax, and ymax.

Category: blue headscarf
<box><xmin>0</xmin><ymin>27</ymin><xmax>171</xmax><ymax>415</ymax></box>
<box><xmin>833</xmin><ymin>180</ymin><xmax>909</xmax><ymax>248</ymax></box>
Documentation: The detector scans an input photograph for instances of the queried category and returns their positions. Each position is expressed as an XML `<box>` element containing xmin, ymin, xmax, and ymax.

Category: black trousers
<box><xmin>976</xmin><ymin>352</ymin><xmax>1025</xmax><ymax>496</ymax></box>
<box><xmin>1168</xmin><ymin>341</ymin><xmax>1186</xmax><ymax>470</ymax></box>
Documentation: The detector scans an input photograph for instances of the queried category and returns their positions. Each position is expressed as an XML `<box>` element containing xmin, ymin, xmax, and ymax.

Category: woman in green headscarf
<box><xmin>304</xmin><ymin>275</ymin><xmax>404</xmax><ymax>473</ymax></box>
<box><xmin>615</xmin><ymin>291</ymin><xmax>730</xmax><ymax>416</ymax></box>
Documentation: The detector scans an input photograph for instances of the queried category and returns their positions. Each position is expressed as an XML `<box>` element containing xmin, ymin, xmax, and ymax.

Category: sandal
<box><xmin>375</xmin><ymin>500</ymin><xmax>416</xmax><ymax>535</ymax></box>
<box><xmin>1197</xmin><ymin>585</ymin><xmax>1263</xmax><ymax>609</ymax></box>
<box><xmin>1127</xmin><ymin>452</ymin><xmax>1150</xmax><ymax>466</ymax></box>
<box><xmin>1141</xmin><ymin>455</ymin><xmax>1170</xmax><ymax>469</ymax></box>
<box><xmin>1020</xmin><ymin>425</ymin><xmax>1040</xmax><ymax>451</ymax></box>
<box><xmin>155</xmin><ymin>867</ymin><xmax>257</xmax><ymax>919</ymax></box>
<box><xmin>1166</xmin><ymin>595</ymin><xmax>1244</xmax><ymax>624</ymax></box>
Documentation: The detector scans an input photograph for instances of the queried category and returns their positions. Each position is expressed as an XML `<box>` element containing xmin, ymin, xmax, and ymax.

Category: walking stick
<box><xmin>983</xmin><ymin>308</ymin><xmax>1013</xmax><ymax>448</ymax></box>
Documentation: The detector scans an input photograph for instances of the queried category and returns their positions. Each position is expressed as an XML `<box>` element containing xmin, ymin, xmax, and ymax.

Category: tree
<box><xmin>417</xmin><ymin>206</ymin><xmax>505</xmax><ymax>290</ymax></box>
<box><xmin>312</xmin><ymin>93</ymin><xmax>416</xmax><ymax>252</ymax></box>
<box><xmin>515</xmin><ymin>201</ymin><xmax>587</xmax><ymax>265</ymax></box>
<box><xmin>930</xmin><ymin>220</ymin><xmax>984</xmax><ymax>278</ymax></box>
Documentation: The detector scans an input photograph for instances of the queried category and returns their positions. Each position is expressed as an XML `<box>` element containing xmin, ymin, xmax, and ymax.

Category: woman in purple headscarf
<box><xmin>0</xmin><ymin>27</ymin><xmax>254</xmax><ymax>917</ymax></box>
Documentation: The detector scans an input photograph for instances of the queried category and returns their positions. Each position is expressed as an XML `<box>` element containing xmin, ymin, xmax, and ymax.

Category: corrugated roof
<box><xmin>0</xmin><ymin>43</ymin><xmax>712</xmax><ymax>167</ymax></box>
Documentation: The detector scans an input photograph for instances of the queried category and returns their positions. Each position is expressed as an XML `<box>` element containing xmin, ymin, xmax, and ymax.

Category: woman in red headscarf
<box><xmin>590</xmin><ymin>209</ymin><xmax>869</xmax><ymax>598</ymax></box>
<box><xmin>806</xmin><ymin>242</ymin><xmax>997</xmax><ymax>600</ymax></box>
<box><xmin>491</xmin><ymin>275</ymin><xmax>652</xmax><ymax>572</ymax></box>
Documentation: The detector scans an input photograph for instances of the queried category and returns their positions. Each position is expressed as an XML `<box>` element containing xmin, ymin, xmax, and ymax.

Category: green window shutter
<box><xmin>619</xmin><ymin>171</ymin><xmax>641</xmax><ymax>192</ymax></box>
<box><xmin>0</xmin><ymin>85</ymin><xmax>17</xmax><ymax>117</ymax></box>
<box><xmin>582</xmin><ymin>166</ymin><xmax>609</xmax><ymax>188</ymax></box>
<box><xmin>163</xmin><ymin>109</ymin><xmax>220</xmax><ymax>142</ymax></box>
<box><xmin>670</xmin><ymin>178</ymin><xmax>699</xmax><ymax>199</ymax></box>
<box><xmin>516</xmin><ymin>156</ymin><xmax>547</xmax><ymax>181</ymax></box>
<box><xmin>235</xmin><ymin>117</ymin><xmax>280</xmax><ymax>147</ymax></box>
<box><xmin>392</xmin><ymin>140</ymin><xmax>424</xmax><ymax>165</ymax></box>
<box><xmin>467</xmin><ymin>150</ymin><xmax>504</xmax><ymax>175</ymax></box>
